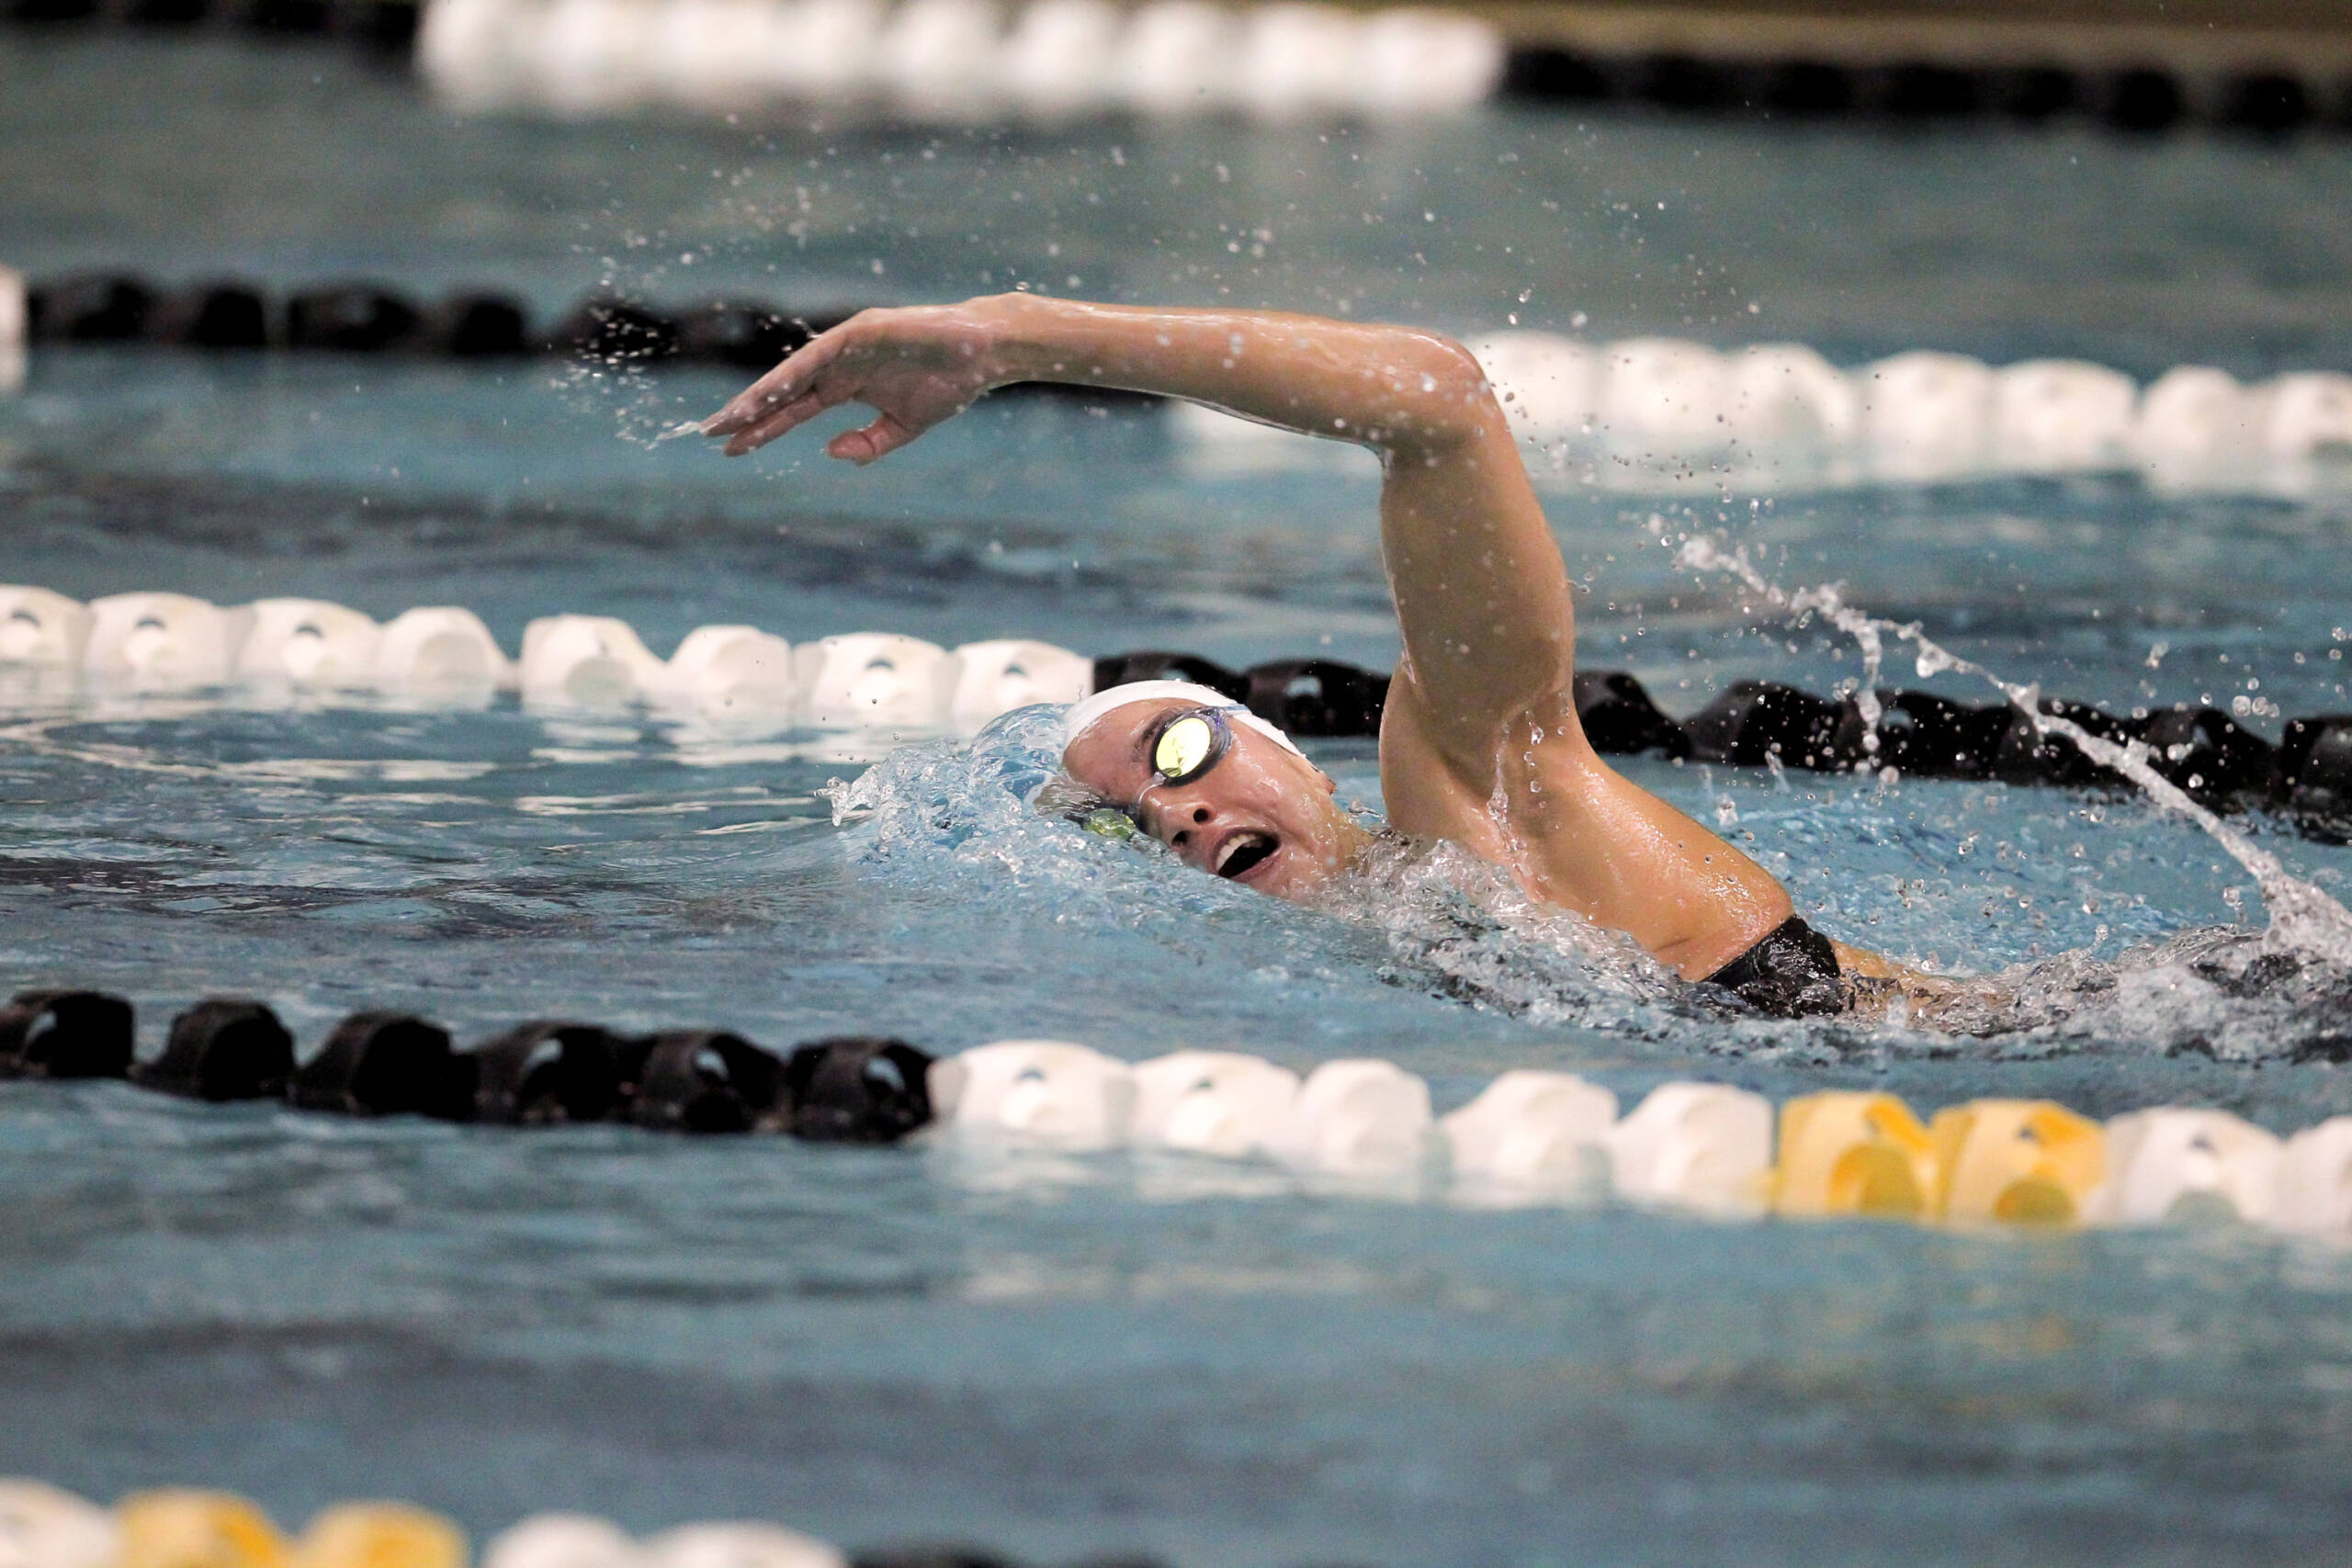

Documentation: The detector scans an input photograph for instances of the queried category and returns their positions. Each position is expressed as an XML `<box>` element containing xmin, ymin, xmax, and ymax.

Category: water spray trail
<box><xmin>1678</xmin><ymin>538</ymin><xmax>2352</xmax><ymax>959</ymax></box>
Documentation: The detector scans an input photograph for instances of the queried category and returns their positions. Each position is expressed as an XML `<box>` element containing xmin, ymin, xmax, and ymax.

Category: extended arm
<box><xmin>704</xmin><ymin>294</ymin><xmax>1810</xmax><ymax>981</ymax></box>
<box><xmin>701</xmin><ymin>292</ymin><xmax>1572</xmax><ymax>764</ymax></box>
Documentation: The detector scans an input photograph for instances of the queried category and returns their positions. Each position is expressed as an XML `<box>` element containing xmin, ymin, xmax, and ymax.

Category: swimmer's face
<box><xmin>1062</xmin><ymin>700</ymin><xmax>1359</xmax><ymax>902</ymax></box>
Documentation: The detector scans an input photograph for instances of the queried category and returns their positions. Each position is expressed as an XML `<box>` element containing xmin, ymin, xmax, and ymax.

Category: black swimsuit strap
<box><xmin>1703</xmin><ymin>916</ymin><xmax>1848</xmax><ymax>1018</ymax></box>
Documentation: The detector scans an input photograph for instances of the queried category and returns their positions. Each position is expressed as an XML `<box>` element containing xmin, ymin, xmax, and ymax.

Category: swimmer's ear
<box><xmin>1320</xmin><ymin>770</ymin><xmax>1338</xmax><ymax>795</ymax></box>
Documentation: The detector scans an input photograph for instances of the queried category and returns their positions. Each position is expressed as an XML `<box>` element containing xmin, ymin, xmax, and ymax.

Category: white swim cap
<box><xmin>1061</xmin><ymin>680</ymin><xmax>1302</xmax><ymax>760</ymax></box>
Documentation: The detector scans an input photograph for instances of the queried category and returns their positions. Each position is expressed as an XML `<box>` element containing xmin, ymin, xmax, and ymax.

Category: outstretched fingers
<box><xmin>703</xmin><ymin>332</ymin><xmax>845</xmax><ymax>437</ymax></box>
<box><xmin>719</xmin><ymin>389</ymin><xmax>830</xmax><ymax>457</ymax></box>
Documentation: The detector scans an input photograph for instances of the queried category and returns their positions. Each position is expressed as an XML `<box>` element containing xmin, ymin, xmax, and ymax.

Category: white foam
<box><xmin>483</xmin><ymin>1515</ymin><xmax>642</xmax><ymax>1568</ymax></box>
<box><xmin>520</xmin><ymin>614</ymin><xmax>669</xmax><ymax>710</ymax></box>
<box><xmin>1130</xmin><ymin>1050</ymin><xmax>1300</xmax><ymax>1157</ymax></box>
<box><xmin>933</xmin><ymin>1040</ymin><xmax>1136</xmax><ymax>1149</ymax></box>
<box><xmin>1441</xmin><ymin>1068</ymin><xmax>1616</xmax><ymax>1196</ymax></box>
<box><xmin>2092</xmin><ymin>1109</ymin><xmax>2283</xmax><ymax>1226</ymax></box>
<box><xmin>85</xmin><ymin>592</ymin><xmax>248</xmax><ymax>689</ymax></box>
<box><xmin>1604</xmin><ymin>1082</ymin><xmax>1772</xmax><ymax>1214</ymax></box>
<box><xmin>1270</xmin><ymin>1058</ymin><xmax>1431</xmax><ymax>1177</ymax></box>
<box><xmin>942</xmin><ymin>638</ymin><xmax>1091</xmax><ymax>735</ymax></box>
<box><xmin>235</xmin><ymin>598</ymin><xmax>382</xmax><ymax>688</ymax></box>
<box><xmin>796</xmin><ymin>632</ymin><xmax>951</xmax><ymax>731</ymax></box>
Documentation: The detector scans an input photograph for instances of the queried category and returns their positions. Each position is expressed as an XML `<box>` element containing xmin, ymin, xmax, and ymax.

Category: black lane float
<box><xmin>0</xmin><ymin>990</ymin><xmax>944</xmax><ymax>1142</ymax></box>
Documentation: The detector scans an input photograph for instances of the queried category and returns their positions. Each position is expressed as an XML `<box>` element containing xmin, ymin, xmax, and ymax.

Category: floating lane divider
<box><xmin>6</xmin><ymin>0</ymin><xmax>2346</xmax><ymax>140</ymax></box>
<box><xmin>10</xmin><ymin>988</ymin><xmax>2352</xmax><ymax>1236</ymax></box>
<box><xmin>7</xmin><ymin>270</ymin><xmax>2352</xmax><ymax>500</ymax></box>
<box><xmin>416</xmin><ymin>0</ymin><xmax>1507</xmax><ymax>122</ymax></box>
<box><xmin>4</xmin><ymin>584</ymin><xmax>2348</xmax><ymax>841</ymax></box>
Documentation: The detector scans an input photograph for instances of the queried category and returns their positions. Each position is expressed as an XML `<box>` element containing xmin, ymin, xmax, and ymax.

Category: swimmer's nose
<box><xmin>1143</xmin><ymin>792</ymin><xmax>1221</xmax><ymax>857</ymax></box>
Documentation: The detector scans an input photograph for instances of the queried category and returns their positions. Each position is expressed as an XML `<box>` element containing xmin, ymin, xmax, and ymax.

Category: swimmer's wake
<box><xmin>1679</xmin><ymin>537</ymin><xmax>2352</xmax><ymax>966</ymax></box>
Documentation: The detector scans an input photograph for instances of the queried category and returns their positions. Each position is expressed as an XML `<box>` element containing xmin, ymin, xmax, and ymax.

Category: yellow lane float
<box><xmin>1772</xmin><ymin>1092</ymin><xmax>1938</xmax><ymax>1219</ymax></box>
<box><xmin>1928</xmin><ymin>1099</ymin><xmax>2107</xmax><ymax>1224</ymax></box>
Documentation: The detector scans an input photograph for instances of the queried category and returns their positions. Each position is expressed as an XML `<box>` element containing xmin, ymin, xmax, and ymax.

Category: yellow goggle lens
<box><xmin>1153</xmin><ymin>713</ymin><xmax>1217</xmax><ymax>780</ymax></box>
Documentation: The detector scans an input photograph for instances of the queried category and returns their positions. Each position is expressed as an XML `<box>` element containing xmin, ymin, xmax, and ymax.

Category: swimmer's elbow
<box><xmin>1378</xmin><ymin>333</ymin><xmax>1503</xmax><ymax>452</ymax></box>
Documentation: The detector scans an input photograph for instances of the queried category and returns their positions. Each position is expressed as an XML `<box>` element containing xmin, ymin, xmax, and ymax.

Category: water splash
<box><xmin>1677</xmin><ymin>536</ymin><xmax>2352</xmax><ymax>963</ymax></box>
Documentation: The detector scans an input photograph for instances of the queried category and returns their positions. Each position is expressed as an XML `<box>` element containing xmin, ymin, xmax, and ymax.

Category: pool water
<box><xmin>6</xmin><ymin>34</ymin><xmax>2352</xmax><ymax>1568</ymax></box>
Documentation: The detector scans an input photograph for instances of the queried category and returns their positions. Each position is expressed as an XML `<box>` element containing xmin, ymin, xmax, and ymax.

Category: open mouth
<box><xmin>1214</xmin><ymin>830</ymin><xmax>1278</xmax><ymax>880</ymax></box>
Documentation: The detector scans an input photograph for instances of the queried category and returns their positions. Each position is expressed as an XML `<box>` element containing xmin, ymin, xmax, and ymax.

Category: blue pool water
<box><xmin>6</xmin><ymin>34</ymin><xmax>2352</xmax><ymax>1568</ymax></box>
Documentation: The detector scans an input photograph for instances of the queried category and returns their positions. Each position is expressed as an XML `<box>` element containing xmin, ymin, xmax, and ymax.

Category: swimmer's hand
<box><xmin>701</xmin><ymin>301</ymin><xmax>1015</xmax><ymax>462</ymax></box>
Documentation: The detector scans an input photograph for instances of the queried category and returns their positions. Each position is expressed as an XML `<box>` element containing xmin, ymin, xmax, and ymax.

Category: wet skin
<box><xmin>705</xmin><ymin>292</ymin><xmax>1849</xmax><ymax>983</ymax></box>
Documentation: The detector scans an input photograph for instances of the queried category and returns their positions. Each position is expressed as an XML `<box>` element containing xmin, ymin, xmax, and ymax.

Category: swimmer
<box><xmin>704</xmin><ymin>294</ymin><xmax>1946</xmax><ymax>1019</ymax></box>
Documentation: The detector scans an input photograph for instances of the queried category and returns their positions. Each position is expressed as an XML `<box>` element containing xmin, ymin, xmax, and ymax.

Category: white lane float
<box><xmin>932</xmin><ymin>1040</ymin><xmax>1137</xmax><ymax>1149</ymax></box>
<box><xmin>641</xmin><ymin>1524</ymin><xmax>844</xmax><ymax>1568</ymax></box>
<box><xmin>650</xmin><ymin>0</ymin><xmax>782</xmax><ymax>108</ymax></box>
<box><xmin>1130</xmin><ymin>1049</ymin><xmax>1301</xmax><ymax>1158</ymax></box>
<box><xmin>663</xmin><ymin>625</ymin><xmax>797</xmax><ymax>718</ymax></box>
<box><xmin>941</xmin><ymin>638</ymin><xmax>1092</xmax><ymax>734</ymax></box>
<box><xmin>999</xmin><ymin>0</ymin><xmax>1121</xmax><ymax>118</ymax></box>
<box><xmin>2273</xmin><ymin>1117</ymin><xmax>2352</xmax><ymax>1235</ymax></box>
<box><xmin>0</xmin><ymin>586</ymin><xmax>93</xmax><ymax>668</ymax></box>
<box><xmin>531</xmin><ymin>0</ymin><xmax>666</xmax><ymax>114</ymax></box>
<box><xmin>1355</xmin><ymin>6</ymin><xmax>1503</xmax><ymax>116</ymax></box>
<box><xmin>876</xmin><ymin>0</ymin><xmax>1006</xmax><ymax>116</ymax></box>
<box><xmin>2090</xmin><ymin>1108</ymin><xmax>2283</xmax><ymax>1225</ymax></box>
<box><xmin>84</xmin><ymin>592</ymin><xmax>248</xmax><ymax>689</ymax></box>
<box><xmin>483</xmin><ymin>1514</ymin><xmax>643</xmax><ymax>1568</ymax></box>
<box><xmin>1270</xmin><ymin>1058</ymin><xmax>1431</xmax><ymax>1177</ymax></box>
<box><xmin>1720</xmin><ymin>343</ymin><xmax>1858</xmax><ymax>460</ymax></box>
<box><xmin>374</xmin><ymin>605</ymin><xmax>511</xmax><ymax>694</ymax></box>
<box><xmin>1469</xmin><ymin>332</ymin><xmax>1600</xmax><ymax>451</ymax></box>
<box><xmin>1440</xmin><ymin>1069</ymin><xmax>1616</xmax><ymax>1196</ymax></box>
<box><xmin>1991</xmin><ymin>359</ymin><xmax>2138</xmax><ymax>474</ymax></box>
<box><xmin>2133</xmin><ymin>366</ymin><xmax>2260</xmax><ymax>491</ymax></box>
<box><xmin>0</xmin><ymin>1479</ymin><xmax>118</xmax><ymax>1568</ymax></box>
<box><xmin>1113</xmin><ymin>0</ymin><xmax>1239</xmax><ymax>116</ymax></box>
<box><xmin>1858</xmin><ymin>351</ymin><xmax>1996</xmax><ymax>484</ymax></box>
<box><xmin>796</xmin><ymin>632</ymin><xmax>951</xmax><ymax>730</ymax></box>
<box><xmin>1235</xmin><ymin>3</ymin><xmax>1361</xmax><ymax>121</ymax></box>
<box><xmin>519</xmin><ymin>614</ymin><xmax>669</xmax><ymax>709</ymax></box>
<box><xmin>771</xmin><ymin>0</ymin><xmax>888</xmax><ymax>99</ymax></box>
<box><xmin>234</xmin><ymin>598</ymin><xmax>382</xmax><ymax>688</ymax></box>
<box><xmin>1605</xmin><ymin>1082</ymin><xmax>1772</xmax><ymax>1214</ymax></box>
<box><xmin>1598</xmin><ymin>338</ymin><xmax>1728</xmax><ymax>468</ymax></box>
<box><xmin>2255</xmin><ymin>371</ymin><xmax>2352</xmax><ymax>471</ymax></box>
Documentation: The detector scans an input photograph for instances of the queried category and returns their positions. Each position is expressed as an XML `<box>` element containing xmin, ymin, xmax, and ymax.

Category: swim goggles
<box><xmin>1076</xmin><ymin>705</ymin><xmax>1239</xmax><ymax>840</ymax></box>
